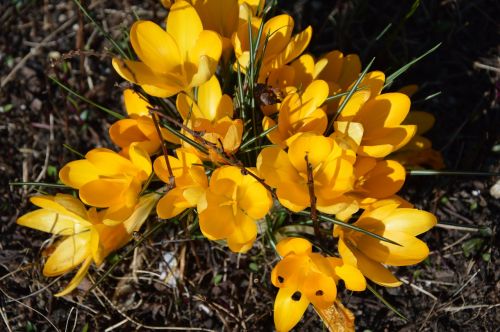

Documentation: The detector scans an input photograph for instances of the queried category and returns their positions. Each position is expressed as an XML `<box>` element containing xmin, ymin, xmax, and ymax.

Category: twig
<box><xmin>151</xmin><ymin>111</ymin><xmax>175</xmax><ymax>188</ymax></box>
<box><xmin>305</xmin><ymin>155</ymin><xmax>320</xmax><ymax>240</ymax></box>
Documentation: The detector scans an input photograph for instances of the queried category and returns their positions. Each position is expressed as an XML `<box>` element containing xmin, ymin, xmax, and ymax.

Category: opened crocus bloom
<box><xmin>262</xmin><ymin>80</ymin><xmax>329</xmax><ymax>148</ymax></box>
<box><xmin>109</xmin><ymin>89</ymin><xmax>180</xmax><ymax>156</ymax></box>
<box><xmin>335</xmin><ymin>203</ymin><xmax>436</xmax><ymax>287</ymax></box>
<box><xmin>271</xmin><ymin>237</ymin><xmax>365</xmax><ymax>332</ymax></box>
<box><xmin>59</xmin><ymin>144</ymin><xmax>151</xmax><ymax>223</ymax></box>
<box><xmin>232</xmin><ymin>11</ymin><xmax>312</xmax><ymax>80</ymax></box>
<box><xmin>258</xmin><ymin>133</ymin><xmax>357</xmax><ymax>219</ymax></box>
<box><xmin>154</xmin><ymin>148</ymin><xmax>208</xmax><ymax>219</ymax></box>
<box><xmin>197</xmin><ymin>166</ymin><xmax>272</xmax><ymax>253</ymax></box>
<box><xmin>17</xmin><ymin>193</ymin><xmax>158</xmax><ymax>296</ymax></box>
<box><xmin>113</xmin><ymin>0</ymin><xmax>222</xmax><ymax>98</ymax></box>
<box><xmin>176</xmin><ymin>76</ymin><xmax>243</xmax><ymax>161</ymax></box>
<box><xmin>349</xmin><ymin>157</ymin><xmax>406</xmax><ymax>207</ymax></box>
<box><xmin>336</xmin><ymin>73</ymin><xmax>416</xmax><ymax>158</ymax></box>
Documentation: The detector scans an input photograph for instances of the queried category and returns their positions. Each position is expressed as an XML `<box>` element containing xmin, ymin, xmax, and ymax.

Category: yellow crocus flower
<box><xmin>262</xmin><ymin>80</ymin><xmax>329</xmax><ymax>148</ymax></box>
<box><xmin>177</xmin><ymin>76</ymin><xmax>243</xmax><ymax>161</ymax></box>
<box><xmin>334</xmin><ymin>204</ymin><xmax>437</xmax><ymax>287</ymax></box>
<box><xmin>17</xmin><ymin>193</ymin><xmax>158</xmax><ymax>296</ymax></box>
<box><xmin>59</xmin><ymin>144</ymin><xmax>152</xmax><ymax>223</ymax></box>
<box><xmin>271</xmin><ymin>238</ymin><xmax>365</xmax><ymax>332</ymax></box>
<box><xmin>197</xmin><ymin>166</ymin><xmax>272</xmax><ymax>253</ymax></box>
<box><xmin>113</xmin><ymin>0</ymin><xmax>222</xmax><ymax>98</ymax></box>
<box><xmin>154</xmin><ymin>148</ymin><xmax>208</xmax><ymax>219</ymax></box>
<box><xmin>109</xmin><ymin>89</ymin><xmax>180</xmax><ymax>156</ymax></box>
<box><xmin>232</xmin><ymin>11</ymin><xmax>312</xmax><ymax>80</ymax></box>
<box><xmin>257</xmin><ymin>133</ymin><xmax>357</xmax><ymax>218</ymax></box>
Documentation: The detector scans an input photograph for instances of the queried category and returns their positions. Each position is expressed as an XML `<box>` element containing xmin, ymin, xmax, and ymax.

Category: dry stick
<box><xmin>151</xmin><ymin>111</ymin><xmax>175</xmax><ymax>189</ymax></box>
<box><xmin>1</xmin><ymin>17</ymin><xmax>76</xmax><ymax>89</ymax></box>
<box><xmin>305</xmin><ymin>155</ymin><xmax>321</xmax><ymax>240</ymax></box>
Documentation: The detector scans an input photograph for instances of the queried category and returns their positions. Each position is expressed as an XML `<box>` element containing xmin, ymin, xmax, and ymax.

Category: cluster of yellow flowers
<box><xmin>18</xmin><ymin>0</ymin><xmax>440</xmax><ymax>330</ymax></box>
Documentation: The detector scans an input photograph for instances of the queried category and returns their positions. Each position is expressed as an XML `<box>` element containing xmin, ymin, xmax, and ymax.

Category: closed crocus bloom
<box><xmin>262</xmin><ymin>80</ymin><xmax>329</xmax><ymax>148</ymax></box>
<box><xmin>177</xmin><ymin>76</ymin><xmax>243</xmax><ymax>161</ymax></box>
<box><xmin>271</xmin><ymin>238</ymin><xmax>365</xmax><ymax>332</ymax></box>
<box><xmin>232</xmin><ymin>12</ymin><xmax>312</xmax><ymax>80</ymax></box>
<box><xmin>110</xmin><ymin>89</ymin><xmax>180</xmax><ymax>156</ymax></box>
<box><xmin>154</xmin><ymin>149</ymin><xmax>208</xmax><ymax>219</ymax></box>
<box><xmin>17</xmin><ymin>193</ymin><xmax>158</xmax><ymax>296</ymax></box>
<box><xmin>257</xmin><ymin>133</ymin><xmax>357</xmax><ymax>218</ymax></box>
<box><xmin>197</xmin><ymin>166</ymin><xmax>272</xmax><ymax>253</ymax></box>
<box><xmin>334</xmin><ymin>204</ymin><xmax>437</xmax><ymax>287</ymax></box>
<box><xmin>113</xmin><ymin>0</ymin><xmax>222</xmax><ymax>98</ymax></box>
<box><xmin>350</xmin><ymin>157</ymin><xmax>406</xmax><ymax>206</ymax></box>
<box><xmin>59</xmin><ymin>144</ymin><xmax>152</xmax><ymax>223</ymax></box>
<box><xmin>338</xmin><ymin>92</ymin><xmax>417</xmax><ymax>158</ymax></box>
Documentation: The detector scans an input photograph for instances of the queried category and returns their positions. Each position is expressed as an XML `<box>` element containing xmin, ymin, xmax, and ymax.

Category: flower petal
<box><xmin>274</xmin><ymin>287</ymin><xmax>310</xmax><ymax>332</ymax></box>
<box><xmin>167</xmin><ymin>0</ymin><xmax>203</xmax><ymax>58</ymax></box>
<box><xmin>54</xmin><ymin>256</ymin><xmax>92</xmax><ymax>297</ymax></box>
<box><xmin>276</xmin><ymin>237</ymin><xmax>312</xmax><ymax>257</ymax></box>
<box><xmin>43</xmin><ymin>232</ymin><xmax>91</xmax><ymax>277</ymax></box>
<box><xmin>130</xmin><ymin>20</ymin><xmax>182</xmax><ymax>74</ymax></box>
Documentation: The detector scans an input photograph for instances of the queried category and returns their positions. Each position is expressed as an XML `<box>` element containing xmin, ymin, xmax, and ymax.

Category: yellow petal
<box><xmin>79</xmin><ymin>178</ymin><xmax>129</xmax><ymax>207</ymax></box>
<box><xmin>130</xmin><ymin>20</ymin><xmax>182</xmax><ymax>74</ymax></box>
<box><xmin>357</xmin><ymin>231</ymin><xmax>430</xmax><ymax>266</ymax></box>
<box><xmin>355</xmin><ymin>93</ymin><xmax>411</xmax><ymax>133</ymax></box>
<box><xmin>274</xmin><ymin>287</ymin><xmax>310</xmax><ymax>332</ymax></box>
<box><xmin>123</xmin><ymin>89</ymin><xmax>151</xmax><ymax>117</ymax></box>
<box><xmin>156</xmin><ymin>188</ymin><xmax>192</xmax><ymax>219</ymax></box>
<box><xmin>337</xmin><ymin>90</ymin><xmax>371</xmax><ymax>121</ymax></box>
<box><xmin>167</xmin><ymin>0</ymin><xmax>203</xmax><ymax>57</ymax></box>
<box><xmin>288</xmin><ymin>133</ymin><xmax>333</xmax><ymax>173</ymax></box>
<box><xmin>276</xmin><ymin>237</ymin><xmax>312</xmax><ymax>257</ymax></box>
<box><xmin>301</xmin><ymin>80</ymin><xmax>329</xmax><ymax>110</ymax></box>
<box><xmin>112</xmin><ymin>58</ymin><xmax>182</xmax><ymax>98</ymax></box>
<box><xmin>54</xmin><ymin>256</ymin><xmax>92</xmax><ymax>297</ymax></box>
<box><xmin>318</xmin><ymin>50</ymin><xmax>343</xmax><ymax>82</ymax></box>
<box><xmin>85</xmin><ymin>148</ymin><xmax>135</xmax><ymax>176</ymax></box>
<box><xmin>404</xmin><ymin>111</ymin><xmax>435</xmax><ymax>135</ymax></box>
<box><xmin>197</xmin><ymin>75</ymin><xmax>222</xmax><ymax>121</ymax></box>
<box><xmin>276</xmin><ymin>181</ymin><xmax>309</xmax><ymax>212</ymax></box>
<box><xmin>128</xmin><ymin>143</ymin><xmax>152</xmax><ymax>178</ymax></box>
<box><xmin>227</xmin><ymin>211</ymin><xmax>257</xmax><ymax>252</ymax></box>
<box><xmin>268</xmin><ymin>26</ymin><xmax>313</xmax><ymax>71</ymax></box>
<box><xmin>237</xmin><ymin>180</ymin><xmax>272</xmax><ymax>219</ymax></box>
<box><xmin>188</xmin><ymin>30</ymin><xmax>222</xmax><ymax>73</ymax></box>
<box><xmin>59</xmin><ymin>160</ymin><xmax>99</xmax><ymax>189</ymax></box>
<box><xmin>17</xmin><ymin>209</ymin><xmax>89</xmax><ymax>236</ymax></box>
<box><xmin>333</xmin><ymin>264</ymin><xmax>366</xmax><ymax>291</ymax></box>
<box><xmin>338</xmin><ymin>54</ymin><xmax>361</xmax><ymax>90</ymax></box>
<box><xmin>43</xmin><ymin>232</ymin><xmax>91</xmax><ymax>277</ymax></box>
<box><xmin>199</xmin><ymin>192</ymin><xmax>235</xmax><ymax>240</ymax></box>
<box><xmin>257</xmin><ymin>146</ymin><xmax>300</xmax><ymax>187</ymax></box>
<box><xmin>290</xmin><ymin>54</ymin><xmax>315</xmax><ymax>87</ymax></box>
<box><xmin>109</xmin><ymin>118</ymin><xmax>147</xmax><ymax>149</ymax></box>
<box><xmin>302</xmin><ymin>272</ymin><xmax>337</xmax><ymax>309</ymax></box>
<box><xmin>263</xmin><ymin>15</ymin><xmax>294</xmax><ymax>57</ymax></box>
<box><xmin>382</xmin><ymin>208</ymin><xmax>437</xmax><ymax>236</ymax></box>
<box><xmin>351</xmin><ymin>247</ymin><xmax>402</xmax><ymax>287</ymax></box>
<box><xmin>359</xmin><ymin>125</ymin><xmax>417</xmax><ymax>158</ymax></box>
<box><xmin>359</xmin><ymin>70</ymin><xmax>385</xmax><ymax>97</ymax></box>
<box><xmin>358</xmin><ymin>160</ymin><xmax>406</xmax><ymax>199</ymax></box>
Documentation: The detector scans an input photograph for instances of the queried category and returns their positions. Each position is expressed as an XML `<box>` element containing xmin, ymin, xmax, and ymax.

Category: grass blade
<box><xmin>10</xmin><ymin>182</ymin><xmax>70</xmax><ymax>189</ymax></box>
<box><xmin>49</xmin><ymin>76</ymin><xmax>124</xmax><ymax>120</ymax></box>
<box><xmin>367</xmin><ymin>283</ymin><xmax>408</xmax><ymax>321</ymax></box>
<box><xmin>326</xmin><ymin>57</ymin><xmax>376</xmax><ymax>132</ymax></box>
<box><xmin>408</xmin><ymin>170</ymin><xmax>499</xmax><ymax>177</ymax></box>
<box><xmin>385</xmin><ymin>43</ymin><xmax>441</xmax><ymax>87</ymax></box>
<box><xmin>240</xmin><ymin>124</ymin><xmax>277</xmax><ymax>150</ymax></box>
<box><xmin>73</xmin><ymin>0</ymin><xmax>128</xmax><ymax>59</ymax></box>
<box><xmin>296</xmin><ymin>211</ymin><xmax>402</xmax><ymax>246</ymax></box>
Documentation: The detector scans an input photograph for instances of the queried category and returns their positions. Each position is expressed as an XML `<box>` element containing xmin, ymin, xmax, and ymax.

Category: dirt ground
<box><xmin>1</xmin><ymin>0</ymin><xmax>499</xmax><ymax>331</ymax></box>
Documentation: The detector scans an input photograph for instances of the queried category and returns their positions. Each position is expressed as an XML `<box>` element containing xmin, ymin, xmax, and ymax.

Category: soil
<box><xmin>1</xmin><ymin>0</ymin><xmax>499</xmax><ymax>331</ymax></box>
